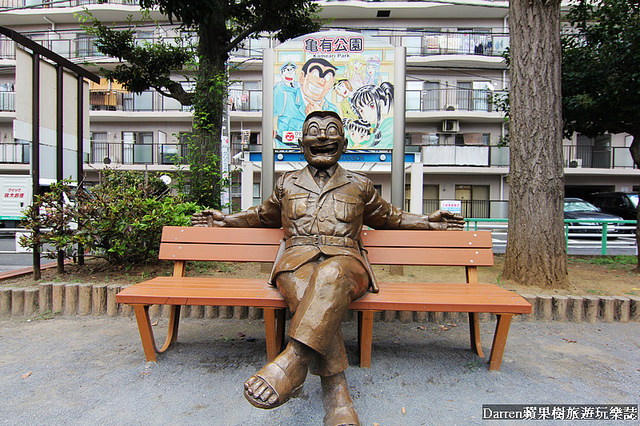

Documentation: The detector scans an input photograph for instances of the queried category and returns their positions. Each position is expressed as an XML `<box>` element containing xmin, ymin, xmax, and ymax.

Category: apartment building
<box><xmin>0</xmin><ymin>0</ymin><xmax>637</xmax><ymax>223</ymax></box>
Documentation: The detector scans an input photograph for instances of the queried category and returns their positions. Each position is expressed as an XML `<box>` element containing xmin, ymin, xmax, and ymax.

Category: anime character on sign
<box><xmin>365</xmin><ymin>56</ymin><xmax>380</xmax><ymax>86</ymax></box>
<box><xmin>274</xmin><ymin>62</ymin><xmax>307</xmax><ymax>148</ymax></box>
<box><xmin>343</xmin><ymin>118</ymin><xmax>372</xmax><ymax>149</ymax></box>
<box><xmin>299</xmin><ymin>57</ymin><xmax>339</xmax><ymax>116</ymax></box>
<box><xmin>333</xmin><ymin>79</ymin><xmax>357</xmax><ymax>120</ymax></box>
<box><xmin>347</xmin><ymin>82</ymin><xmax>394</xmax><ymax>148</ymax></box>
<box><xmin>345</xmin><ymin>54</ymin><xmax>366</xmax><ymax>90</ymax></box>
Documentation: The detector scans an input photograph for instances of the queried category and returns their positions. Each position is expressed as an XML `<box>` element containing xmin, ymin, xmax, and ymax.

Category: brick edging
<box><xmin>1</xmin><ymin>283</ymin><xmax>639</xmax><ymax>323</ymax></box>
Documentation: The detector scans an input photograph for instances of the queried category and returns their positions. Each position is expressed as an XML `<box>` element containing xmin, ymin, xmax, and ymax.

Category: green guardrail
<box><xmin>464</xmin><ymin>218</ymin><xmax>637</xmax><ymax>255</ymax></box>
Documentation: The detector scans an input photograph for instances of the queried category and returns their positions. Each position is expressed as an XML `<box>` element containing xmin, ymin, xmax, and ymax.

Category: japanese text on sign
<box><xmin>303</xmin><ymin>36</ymin><xmax>364</xmax><ymax>53</ymax></box>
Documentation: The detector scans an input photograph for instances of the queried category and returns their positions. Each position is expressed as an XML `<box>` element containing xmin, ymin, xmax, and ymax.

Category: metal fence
<box><xmin>423</xmin><ymin>199</ymin><xmax>509</xmax><ymax>219</ymax></box>
<box><xmin>465</xmin><ymin>218</ymin><xmax>638</xmax><ymax>256</ymax></box>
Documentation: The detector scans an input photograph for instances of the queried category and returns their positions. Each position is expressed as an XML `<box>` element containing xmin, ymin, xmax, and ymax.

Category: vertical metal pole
<box><xmin>56</xmin><ymin>64</ymin><xmax>63</xmax><ymax>182</ymax></box>
<box><xmin>31</xmin><ymin>53</ymin><xmax>41</xmax><ymax>279</ymax></box>
<box><xmin>56</xmin><ymin>64</ymin><xmax>64</xmax><ymax>270</ymax></box>
<box><xmin>261</xmin><ymin>48</ymin><xmax>274</xmax><ymax>202</ymax></box>
<box><xmin>392</xmin><ymin>46</ymin><xmax>406</xmax><ymax>208</ymax></box>
<box><xmin>76</xmin><ymin>75</ymin><xmax>84</xmax><ymax>265</ymax></box>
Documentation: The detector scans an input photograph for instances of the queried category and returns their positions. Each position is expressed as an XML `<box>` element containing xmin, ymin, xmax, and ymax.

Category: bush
<box><xmin>20</xmin><ymin>179</ymin><xmax>78</xmax><ymax>272</ymax></box>
<box><xmin>78</xmin><ymin>170</ymin><xmax>201</xmax><ymax>264</ymax></box>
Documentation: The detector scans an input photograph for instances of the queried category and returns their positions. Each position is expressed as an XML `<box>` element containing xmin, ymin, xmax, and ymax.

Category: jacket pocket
<box><xmin>285</xmin><ymin>193</ymin><xmax>309</xmax><ymax>219</ymax></box>
<box><xmin>333</xmin><ymin>193</ymin><xmax>362</xmax><ymax>222</ymax></box>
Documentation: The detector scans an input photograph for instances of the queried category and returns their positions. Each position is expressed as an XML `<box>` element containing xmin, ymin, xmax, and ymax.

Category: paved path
<box><xmin>0</xmin><ymin>317</ymin><xmax>638</xmax><ymax>425</ymax></box>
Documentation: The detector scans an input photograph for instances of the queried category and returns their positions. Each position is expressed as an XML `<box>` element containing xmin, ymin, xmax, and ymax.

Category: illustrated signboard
<box><xmin>273</xmin><ymin>31</ymin><xmax>395</xmax><ymax>150</ymax></box>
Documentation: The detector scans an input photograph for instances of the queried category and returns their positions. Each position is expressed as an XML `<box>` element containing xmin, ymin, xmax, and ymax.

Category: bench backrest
<box><xmin>159</xmin><ymin>227</ymin><xmax>493</xmax><ymax>282</ymax></box>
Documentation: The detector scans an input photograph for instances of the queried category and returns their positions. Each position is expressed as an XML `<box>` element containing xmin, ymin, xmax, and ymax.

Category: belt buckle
<box><xmin>312</xmin><ymin>235</ymin><xmax>320</xmax><ymax>245</ymax></box>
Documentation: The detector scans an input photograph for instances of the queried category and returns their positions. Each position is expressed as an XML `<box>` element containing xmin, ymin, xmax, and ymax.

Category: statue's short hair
<box><xmin>302</xmin><ymin>111</ymin><xmax>344</xmax><ymax>136</ymax></box>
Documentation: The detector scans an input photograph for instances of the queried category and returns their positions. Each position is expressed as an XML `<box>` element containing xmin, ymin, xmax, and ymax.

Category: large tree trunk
<box><xmin>186</xmin><ymin>23</ymin><xmax>229</xmax><ymax>208</ymax></box>
<box><xmin>630</xmin><ymin>135</ymin><xmax>640</xmax><ymax>271</ymax></box>
<box><xmin>503</xmin><ymin>0</ymin><xmax>569</xmax><ymax>288</ymax></box>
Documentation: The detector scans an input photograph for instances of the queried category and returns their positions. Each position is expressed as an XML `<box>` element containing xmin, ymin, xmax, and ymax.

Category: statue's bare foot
<box><xmin>244</xmin><ymin>342</ymin><xmax>310</xmax><ymax>409</ymax></box>
<box><xmin>321</xmin><ymin>372</ymin><xmax>360</xmax><ymax>426</ymax></box>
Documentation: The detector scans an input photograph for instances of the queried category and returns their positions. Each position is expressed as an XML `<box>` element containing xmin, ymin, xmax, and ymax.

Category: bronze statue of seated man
<box><xmin>192</xmin><ymin>110</ymin><xmax>464</xmax><ymax>426</ymax></box>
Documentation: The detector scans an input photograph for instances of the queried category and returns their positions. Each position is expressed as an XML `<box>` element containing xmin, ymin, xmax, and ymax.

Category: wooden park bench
<box><xmin>116</xmin><ymin>226</ymin><xmax>531</xmax><ymax>371</ymax></box>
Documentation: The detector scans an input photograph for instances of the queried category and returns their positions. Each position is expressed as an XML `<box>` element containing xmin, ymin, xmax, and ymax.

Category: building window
<box><xmin>455</xmin><ymin>184</ymin><xmax>490</xmax><ymax>218</ymax></box>
<box><xmin>229</xmin><ymin>81</ymin><xmax>262</xmax><ymax>112</ymax></box>
<box><xmin>252</xmin><ymin>183</ymin><xmax>261</xmax><ymax>207</ymax></box>
<box><xmin>423</xmin><ymin>185</ymin><xmax>439</xmax><ymax>215</ymax></box>
<box><xmin>122</xmin><ymin>131</ymin><xmax>154</xmax><ymax>164</ymax></box>
<box><xmin>90</xmin><ymin>132</ymin><xmax>108</xmax><ymax>164</ymax></box>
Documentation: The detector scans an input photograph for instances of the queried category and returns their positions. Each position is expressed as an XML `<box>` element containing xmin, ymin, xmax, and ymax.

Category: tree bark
<box><xmin>629</xmin><ymin>135</ymin><xmax>640</xmax><ymax>271</ymax></box>
<box><xmin>503</xmin><ymin>0</ymin><xmax>569</xmax><ymax>288</ymax></box>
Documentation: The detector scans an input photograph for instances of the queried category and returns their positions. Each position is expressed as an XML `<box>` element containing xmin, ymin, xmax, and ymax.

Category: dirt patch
<box><xmin>1</xmin><ymin>255</ymin><xmax>638</xmax><ymax>297</ymax></box>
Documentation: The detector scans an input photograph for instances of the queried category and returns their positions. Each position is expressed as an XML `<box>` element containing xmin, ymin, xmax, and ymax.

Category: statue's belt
<box><xmin>284</xmin><ymin>235</ymin><xmax>358</xmax><ymax>249</ymax></box>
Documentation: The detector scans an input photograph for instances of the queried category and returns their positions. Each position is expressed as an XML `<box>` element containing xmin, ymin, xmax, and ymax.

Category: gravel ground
<box><xmin>0</xmin><ymin>316</ymin><xmax>638</xmax><ymax>425</ymax></box>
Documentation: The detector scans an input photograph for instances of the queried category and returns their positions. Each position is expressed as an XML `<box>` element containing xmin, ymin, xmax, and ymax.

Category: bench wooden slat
<box><xmin>159</xmin><ymin>243</ymin><xmax>280</xmax><ymax>262</ymax></box>
<box><xmin>117</xmin><ymin>278</ymin><xmax>528</xmax><ymax>313</ymax></box>
<box><xmin>159</xmin><ymin>243</ymin><xmax>493</xmax><ymax>266</ymax></box>
<box><xmin>366</xmin><ymin>247</ymin><xmax>493</xmax><ymax>266</ymax></box>
<box><xmin>361</xmin><ymin>229</ymin><xmax>493</xmax><ymax>248</ymax></box>
<box><xmin>162</xmin><ymin>226</ymin><xmax>284</xmax><ymax>245</ymax></box>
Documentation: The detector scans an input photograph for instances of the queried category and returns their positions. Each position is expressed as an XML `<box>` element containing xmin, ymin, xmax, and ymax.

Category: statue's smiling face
<box><xmin>300</xmin><ymin>112</ymin><xmax>346</xmax><ymax>169</ymax></box>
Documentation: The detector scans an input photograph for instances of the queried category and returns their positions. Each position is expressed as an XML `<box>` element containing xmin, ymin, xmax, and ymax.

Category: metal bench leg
<box><xmin>469</xmin><ymin>312</ymin><xmax>485</xmax><ymax>358</ymax></box>
<box><xmin>158</xmin><ymin>305</ymin><xmax>181</xmax><ymax>353</ymax></box>
<box><xmin>264</xmin><ymin>308</ymin><xmax>286</xmax><ymax>362</ymax></box>
<box><xmin>357</xmin><ymin>310</ymin><xmax>374</xmax><ymax>368</ymax></box>
<box><xmin>133</xmin><ymin>304</ymin><xmax>157</xmax><ymax>363</ymax></box>
<box><xmin>489</xmin><ymin>314</ymin><xmax>513</xmax><ymax>371</ymax></box>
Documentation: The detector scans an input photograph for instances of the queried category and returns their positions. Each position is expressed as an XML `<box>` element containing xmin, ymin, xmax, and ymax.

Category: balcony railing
<box><xmin>1</xmin><ymin>29</ymin><xmax>510</xmax><ymax>62</ymax></box>
<box><xmin>563</xmin><ymin>145</ymin><xmax>637</xmax><ymax>169</ymax></box>
<box><xmin>0</xmin><ymin>91</ymin><xmax>15</xmax><ymax>111</ymax></box>
<box><xmin>90</xmin><ymin>141</ymin><xmax>189</xmax><ymax>165</ymax></box>
<box><xmin>0</xmin><ymin>141</ymin><xmax>29</xmax><ymax>164</ymax></box>
<box><xmin>90</xmin><ymin>91</ymin><xmax>191</xmax><ymax>112</ymax></box>
<box><xmin>406</xmin><ymin>87</ymin><xmax>504</xmax><ymax>113</ymax></box>
<box><xmin>401</xmin><ymin>32</ymin><xmax>509</xmax><ymax>57</ymax></box>
<box><xmin>0</xmin><ymin>1</ymin><xmax>138</xmax><ymax>9</ymax></box>
<box><xmin>419</xmin><ymin>144</ymin><xmax>637</xmax><ymax>170</ymax></box>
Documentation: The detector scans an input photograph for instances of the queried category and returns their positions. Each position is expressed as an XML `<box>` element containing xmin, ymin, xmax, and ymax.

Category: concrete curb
<box><xmin>1</xmin><ymin>282</ymin><xmax>639</xmax><ymax>323</ymax></box>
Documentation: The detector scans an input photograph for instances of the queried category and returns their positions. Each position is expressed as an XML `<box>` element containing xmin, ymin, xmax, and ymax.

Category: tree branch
<box><xmin>225</xmin><ymin>22</ymin><xmax>262</xmax><ymax>54</ymax></box>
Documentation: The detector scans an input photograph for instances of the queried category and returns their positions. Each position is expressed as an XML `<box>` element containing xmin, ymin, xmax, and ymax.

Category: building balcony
<box><xmin>0</xmin><ymin>141</ymin><xmax>29</xmax><ymax>164</ymax></box>
<box><xmin>401</xmin><ymin>32</ymin><xmax>509</xmax><ymax>58</ymax></box>
<box><xmin>89</xmin><ymin>90</ymin><xmax>191</xmax><ymax>113</ymax></box>
<box><xmin>0</xmin><ymin>91</ymin><xmax>15</xmax><ymax>112</ymax></box>
<box><xmin>406</xmin><ymin>87</ymin><xmax>505</xmax><ymax>114</ymax></box>
<box><xmin>0</xmin><ymin>1</ymin><xmax>138</xmax><ymax>8</ymax></box>
<box><xmin>87</xmin><ymin>140</ymin><xmax>249</xmax><ymax>167</ymax></box>
<box><xmin>89</xmin><ymin>141</ymin><xmax>189</xmax><ymax>166</ymax></box>
<box><xmin>419</xmin><ymin>144</ymin><xmax>638</xmax><ymax>171</ymax></box>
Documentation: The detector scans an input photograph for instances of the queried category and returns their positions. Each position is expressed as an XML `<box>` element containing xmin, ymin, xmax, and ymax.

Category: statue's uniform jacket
<box><xmin>241</xmin><ymin>164</ymin><xmax>407</xmax><ymax>289</ymax></box>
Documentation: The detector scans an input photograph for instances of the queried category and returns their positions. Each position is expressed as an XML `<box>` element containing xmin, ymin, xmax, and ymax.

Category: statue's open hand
<box><xmin>427</xmin><ymin>210</ymin><xmax>465</xmax><ymax>230</ymax></box>
<box><xmin>191</xmin><ymin>209</ymin><xmax>227</xmax><ymax>227</ymax></box>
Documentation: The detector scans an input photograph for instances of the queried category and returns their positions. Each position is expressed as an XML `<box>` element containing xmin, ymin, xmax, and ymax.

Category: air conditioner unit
<box><xmin>568</xmin><ymin>158</ymin><xmax>583</xmax><ymax>168</ymax></box>
<box><xmin>441</xmin><ymin>120</ymin><xmax>460</xmax><ymax>133</ymax></box>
